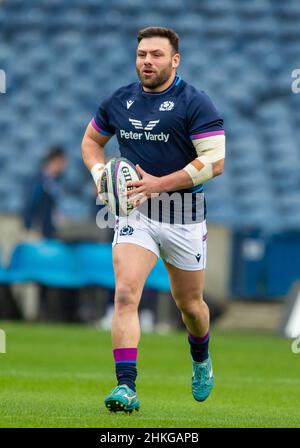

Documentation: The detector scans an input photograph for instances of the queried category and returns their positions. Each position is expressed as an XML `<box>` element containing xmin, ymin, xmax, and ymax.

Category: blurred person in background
<box><xmin>21</xmin><ymin>146</ymin><xmax>68</xmax><ymax>321</ymax></box>
<box><xmin>23</xmin><ymin>146</ymin><xmax>67</xmax><ymax>239</ymax></box>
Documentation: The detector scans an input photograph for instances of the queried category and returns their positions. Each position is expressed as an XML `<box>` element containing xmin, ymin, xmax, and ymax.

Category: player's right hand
<box><xmin>96</xmin><ymin>171</ymin><xmax>107</xmax><ymax>204</ymax></box>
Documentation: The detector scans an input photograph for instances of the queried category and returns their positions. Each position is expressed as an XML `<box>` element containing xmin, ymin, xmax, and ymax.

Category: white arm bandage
<box><xmin>91</xmin><ymin>162</ymin><xmax>105</xmax><ymax>186</ymax></box>
<box><xmin>183</xmin><ymin>134</ymin><xmax>226</xmax><ymax>186</ymax></box>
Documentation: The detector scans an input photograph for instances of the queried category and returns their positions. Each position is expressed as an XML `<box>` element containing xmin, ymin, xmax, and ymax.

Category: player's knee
<box><xmin>180</xmin><ymin>306</ymin><xmax>200</xmax><ymax>321</ymax></box>
<box><xmin>114</xmin><ymin>283</ymin><xmax>139</xmax><ymax>310</ymax></box>
<box><xmin>177</xmin><ymin>295</ymin><xmax>205</xmax><ymax>320</ymax></box>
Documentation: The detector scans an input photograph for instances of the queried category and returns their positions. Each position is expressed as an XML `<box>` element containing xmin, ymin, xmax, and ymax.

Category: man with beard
<box><xmin>81</xmin><ymin>27</ymin><xmax>225</xmax><ymax>413</ymax></box>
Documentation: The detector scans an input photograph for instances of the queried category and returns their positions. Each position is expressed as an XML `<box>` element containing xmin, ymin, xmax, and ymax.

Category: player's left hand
<box><xmin>126</xmin><ymin>164</ymin><xmax>161</xmax><ymax>207</ymax></box>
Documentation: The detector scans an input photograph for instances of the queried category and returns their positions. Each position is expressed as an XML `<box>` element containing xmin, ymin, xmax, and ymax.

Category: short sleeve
<box><xmin>91</xmin><ymin>97</ymin><xmax>115</xmax><ymax>136</ymax></box>
<box><xmin>187</xmin><ymin>90</ymin><xmax>224</xmax><ymax>140</ymax></box>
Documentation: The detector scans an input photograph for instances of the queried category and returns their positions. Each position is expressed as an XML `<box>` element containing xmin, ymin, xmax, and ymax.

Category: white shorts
<box><xmin>112</xmin><ymin>210</ymin><xmax>208</xmax><ymax>271</ymax></box>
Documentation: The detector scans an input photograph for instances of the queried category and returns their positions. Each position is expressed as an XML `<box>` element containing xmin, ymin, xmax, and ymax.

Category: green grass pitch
<box><xmin>0</xmin><ymin>321</ymin><xmax>300</xmax><ymax>428</ymax></box>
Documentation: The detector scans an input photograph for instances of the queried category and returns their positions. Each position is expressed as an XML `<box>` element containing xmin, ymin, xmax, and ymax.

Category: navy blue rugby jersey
<box><xmin>91</xmin><ymin>74</ymin><xmax>224</xmax><ymax>224</ymax></box>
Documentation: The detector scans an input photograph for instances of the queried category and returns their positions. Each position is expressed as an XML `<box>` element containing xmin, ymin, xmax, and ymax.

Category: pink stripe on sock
<box><xmin>113</xmin><ymin>348</ymin><xmax>138</xmax><ymax>362</ymax></box>
<box><xmin>188</xmin><ymin>332</ymin><xmax>209</xmax><ymax>344</ymax></box>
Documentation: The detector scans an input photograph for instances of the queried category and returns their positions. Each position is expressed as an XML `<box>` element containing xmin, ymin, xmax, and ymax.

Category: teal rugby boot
<box><xmin>104</xmin><ymin>385</ymin><xmax>140</xmax><ymax>413</ymax></box>
<box><xmin>192</xmin><ymin>353</ymin><xmax>214</xmax><ymax>402</ymax></box>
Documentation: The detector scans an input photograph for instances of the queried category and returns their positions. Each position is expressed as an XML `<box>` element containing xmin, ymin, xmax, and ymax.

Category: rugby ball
<box><xmin>100</xmin><ymin>157</ymin><xmax>141</xmax><ymax>216</ymax></box>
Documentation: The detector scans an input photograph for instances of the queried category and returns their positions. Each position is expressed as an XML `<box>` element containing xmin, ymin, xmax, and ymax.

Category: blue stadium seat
<box><xmin>208</xmin><ymin>204</ymin><xmax>238</xmax><ymax>227</ymax></box>
<box><xmin>194</xmin><ymin>0</ymin><xmax>233</xmax><ymax>18</ymax></box>
<box><xmin>7</xmin><ymin>241</ymin><xmax>83</xmax><ymax>287</ymax></box>
<box><xmin>58</xmin><ymin>195</ymin><xmax>92</xmax><ymax>219</ymax></box>
<box><xmin>75</xmin><ymin>242</ymin><xmax>171</xmax><ymax>291</ymax></box>
<box><xmin>146</xmin><ymin>258</ymin><xmax>170</xmax><ymax>293</ymax></box>
<box><xmin>75</xmin><ymin>242</ymin><xmax>115</xmax><ymax>288</ymax></box>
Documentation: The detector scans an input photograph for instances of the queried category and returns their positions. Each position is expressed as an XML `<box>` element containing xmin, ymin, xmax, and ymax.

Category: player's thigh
<box><xmin>113</xmin><ymin>243</ymin><xmax>158</xmax><ymax>302</ymax></box>
<box><xmin>160</xmin><ymin>220</ymin><xmax>208</xmax><ymax>272</ymax></box>
<box><xmin>164</xmin><ymin>260</ymin><xmax>205</xmax><ymax>309</ymax></box>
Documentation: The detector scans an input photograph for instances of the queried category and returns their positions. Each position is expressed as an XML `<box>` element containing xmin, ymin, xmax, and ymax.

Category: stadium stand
<box><xmin>0</xmin><ymin>0</ymin><xmax>299</xmax><ymax>232</ymax></box>
<box><xmin>6</xmin><ymin>241</ymin><xmax>83</xmax><ymax>287</ymax></box>
<box><xmin>0</xmin><ymin>240</ymin><xmax>171</xmax><ymax>292</ymax></box>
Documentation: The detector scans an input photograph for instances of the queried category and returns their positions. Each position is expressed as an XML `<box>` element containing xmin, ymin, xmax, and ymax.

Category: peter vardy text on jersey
<box><xmin>120</xmin><ymin>129</ymin><xmax>170</xmax><ymax>142</ymax></box>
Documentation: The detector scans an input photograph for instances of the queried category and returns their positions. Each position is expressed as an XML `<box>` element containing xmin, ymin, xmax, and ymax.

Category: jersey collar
<box><xmin>140</xmin><ymin>74</ymin><xmax>182</xmax><ymax>96</ymax></box>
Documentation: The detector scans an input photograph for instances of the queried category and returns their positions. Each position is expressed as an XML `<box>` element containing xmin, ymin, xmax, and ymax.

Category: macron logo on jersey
<box><xmin>119</xmin><ymin>118</ymin><xmax>170</xmax><ymax>142</ymax></box>
<box><xmin>126</xmin><ymin>100</ymin><xmax>134</xmax><ymax>109</ymax></box>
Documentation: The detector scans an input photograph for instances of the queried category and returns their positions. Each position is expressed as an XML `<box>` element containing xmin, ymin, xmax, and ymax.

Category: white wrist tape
<box><xmin>91</xmin><ymin>163</ymin><xmax>105</xmax><ymax>186</ymax></box>
<box><xmin>183</xmin><ymin>135</ymin><xmax>225</xmax><ymax>186</ymax></box>
<box><xmin>183</xmin><ymin>156</ymin><xmax>213</xmax><ymax>185</ymax></box>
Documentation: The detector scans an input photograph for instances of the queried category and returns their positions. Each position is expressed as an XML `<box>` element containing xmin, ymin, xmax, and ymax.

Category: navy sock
<box><xmin>115</xmin><ymin>362</ymin><xmax>137</xmax><ymax>392</ymax></box>
<box><xmin>188</xmin><ymin>331</ymin><xmax>209</xmax><ymax>362</ymax></box>
<box><xmin>113</xmin><ymin>348</ymin><xmax>137</xmax><ymax>392</ymax></box>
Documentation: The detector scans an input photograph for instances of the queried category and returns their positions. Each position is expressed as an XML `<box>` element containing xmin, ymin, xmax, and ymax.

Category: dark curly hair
<box><xmin>137</xmin><ymin>27</ymin><xmax>180</xmax><ymax>54</ymax></box>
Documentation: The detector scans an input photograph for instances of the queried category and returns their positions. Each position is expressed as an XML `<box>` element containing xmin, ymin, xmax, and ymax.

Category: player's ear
<box><xmin>172</xmin><ymin>53</ymin><xmax>180</xmax><ymax>69</ymax></box>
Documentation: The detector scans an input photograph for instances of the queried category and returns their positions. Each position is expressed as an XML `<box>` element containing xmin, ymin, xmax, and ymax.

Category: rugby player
<box><xmin>81</xmin><ymin>27</ymin><xmax>225</xmax><ymax>413</ymax></box>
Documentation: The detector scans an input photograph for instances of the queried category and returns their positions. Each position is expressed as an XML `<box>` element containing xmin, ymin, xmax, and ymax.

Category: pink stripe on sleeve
<box><xmin>91</xmin><ymin>118</ymin><xmax>101</xmax><ymax>132</ymax></box>
<box><xmin>191</xmin><ymin>130</ymin><xmax>225</xmax><ymax>140</ymax></box>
